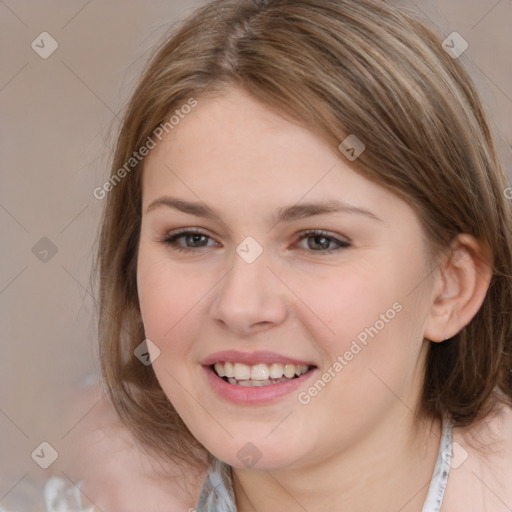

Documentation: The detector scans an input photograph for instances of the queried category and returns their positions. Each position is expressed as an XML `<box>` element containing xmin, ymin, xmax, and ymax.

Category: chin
<box><xmin>200</xmin><ymin>432</ymin><xmax>314</xmax><ymax>472</ymax></box>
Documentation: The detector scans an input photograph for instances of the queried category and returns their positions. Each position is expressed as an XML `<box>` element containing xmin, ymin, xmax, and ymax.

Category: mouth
<box><xmin>210</xmin><ymin>361</ymin><xmax>316</xmax><ymax>387</ymax></box>
<box><xmin>201</xmin><ymin>350</ymin><xmax>318</xmax><ymax>404</ymax></box>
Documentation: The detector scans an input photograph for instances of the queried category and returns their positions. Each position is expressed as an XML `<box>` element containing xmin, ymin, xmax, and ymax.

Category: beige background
<box><xmin>0</xmin><ymin>0</ymin><xmax>511</xmax><ymax>496</ymax></box>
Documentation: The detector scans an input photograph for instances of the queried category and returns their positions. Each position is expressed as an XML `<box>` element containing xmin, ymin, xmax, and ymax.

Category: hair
<box><xmin>94</xmin><ymin>0</ymin><xmax>512</xmax><ymax>469</ymax></box>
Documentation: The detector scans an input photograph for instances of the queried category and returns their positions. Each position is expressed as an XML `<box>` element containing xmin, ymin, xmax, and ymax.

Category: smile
<box><xmin>212</xmin><ymin>362</ymin><xmax>312</xmax><ymax>387</ymax></box>
<box><xmin>202</xmin><ymin>350</ymin><xmax>318</xmax><ymax>403</ymax></box>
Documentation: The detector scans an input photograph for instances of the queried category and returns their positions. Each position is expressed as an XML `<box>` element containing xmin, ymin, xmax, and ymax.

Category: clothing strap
<box><xmin>422</xmin><ymin>415</ymin><xmax>452</xmax><ymax>512</ymax></box>
<box><xmin>196</xmin><ymin>456</ymin><xmax>236</xmax><ymax>512</ymax></box>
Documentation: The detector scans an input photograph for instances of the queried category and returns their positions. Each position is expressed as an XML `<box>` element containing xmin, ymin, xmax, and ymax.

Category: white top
<box><xmin>0</xmin><ymin>417</ymin><xmax>452</xmax><ymax>512</ymax></box>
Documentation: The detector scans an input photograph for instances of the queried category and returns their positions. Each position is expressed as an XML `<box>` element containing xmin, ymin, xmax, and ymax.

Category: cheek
<box><xmin>136</xmin><ymin>249</ymin><xmax>204</xmax><ymax>347</ymax></box>
<box><xmin>305</xmin><ymin>261</ymin><xmax>410</xmax><ymax>348</ymax></box>
<box><xmin>136</xmin><ymin>251</ymin><xmax>208</xmax><ymax>408</ymax></box>
<box><xmin>305</xmin><ymin>255</ymin><xmax>428</xmax><ymax>392</ymax></box>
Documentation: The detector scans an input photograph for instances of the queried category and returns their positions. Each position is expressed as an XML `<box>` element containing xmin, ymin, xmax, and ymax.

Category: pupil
<box><xmin>310</xmin><ymin>235</ymin><xmax>329</xmax><ymax>250</ymax></box>
<box><xmin>188</xmin><ymin>234</ymin><xmax>205</xmax><ymax>246</ymax></box>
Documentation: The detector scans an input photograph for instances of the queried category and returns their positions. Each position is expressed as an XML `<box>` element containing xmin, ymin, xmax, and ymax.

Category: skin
<box><xmin>136</xmin><ymin>86</ymin><xmax>492</xmax><ymax>511</ymax></box>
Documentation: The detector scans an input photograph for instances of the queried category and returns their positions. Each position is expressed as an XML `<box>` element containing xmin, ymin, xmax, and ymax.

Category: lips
<box><xmin>201</xmin><ymin>350</ymin><xmax>317</xmax><ymax>402</ymax></box>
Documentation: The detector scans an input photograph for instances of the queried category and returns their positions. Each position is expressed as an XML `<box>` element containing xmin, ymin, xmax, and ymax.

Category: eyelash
<box><xmin>160</xmin><ymin>229</ymin><xmax>350</xmax><ymax>254</ymax></box>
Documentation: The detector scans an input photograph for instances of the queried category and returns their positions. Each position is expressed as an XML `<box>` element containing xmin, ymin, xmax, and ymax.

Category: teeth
<box><xmin>224</xmin><ymin>361</ymin><xmax>234</xmax><ymax>378</ymax></box>
<box><xmin>214</xmin><ymin>362</ymin><xmax>225</xmax><ymax>377</ymax></box>
<box><xmin>284</xmin><ymin>364</ymin><xmax>296</xmax><ymax>378</ymax></box>
<box><xmin>269</xmin><ymin>363</ymin><xmax>284</xmax><ymax>379</ymax></box>
<box><xmin>213</xmin><ymin>361</ymin><xmax>310</xmax><ymax>383</ymax></box>
<box><xmin>296</xmin><ymin>364</ymin><xmax>309</xmax><ymax>376</ymax></box>
<box><xmin>251</xmin><ymin>364</ymin><xmax>270</xmax><ymax>380</ymax></box>
<box><xmin>233</xmin><ymin>363</ymin><xmax>251</xmax><ymax>380</ymax></box>
<box><xmin>227</xmin><ymin>377</ymin><xmax>292</xmax><ymax>387</ymax></box>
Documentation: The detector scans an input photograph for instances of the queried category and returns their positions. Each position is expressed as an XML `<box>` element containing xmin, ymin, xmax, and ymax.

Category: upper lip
<box><xmin>202</xmin><ymin>350</ymin><xmax>316</xmax><ymax>367</ymax></box>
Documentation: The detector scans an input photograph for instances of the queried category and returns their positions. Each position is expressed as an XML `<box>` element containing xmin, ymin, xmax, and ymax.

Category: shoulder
<box><xmin>442</xmin><ymin>401</ymin><xmax>512</xmax><ymax>511</ymax></box>
<box><xmin>54</xmin><ymin>381</ymin><xmax>208</xmax><ymax>512</ymax></box>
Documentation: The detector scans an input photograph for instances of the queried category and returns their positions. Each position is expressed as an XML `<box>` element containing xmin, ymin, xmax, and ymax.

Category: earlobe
<box><xmin>424</xmin><ymin>234</ymin><xmax>493</xmax><ymax>343</ymax></box>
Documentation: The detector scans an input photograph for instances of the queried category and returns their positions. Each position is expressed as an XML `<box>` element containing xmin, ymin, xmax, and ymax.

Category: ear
<box><xmin>424</xmin><ymin>234</ymin><xmax>493</xmax><ymax>342</ymax></box>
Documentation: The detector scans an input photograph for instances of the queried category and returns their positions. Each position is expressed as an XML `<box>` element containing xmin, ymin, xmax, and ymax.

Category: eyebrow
<box><xmin>146</xmin><ymin>196</ymin><xmax>383</xmax><ymax>226</ymax></box>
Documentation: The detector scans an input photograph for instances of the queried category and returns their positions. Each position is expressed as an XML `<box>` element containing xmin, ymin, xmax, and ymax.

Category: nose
<box><xmin>211</xmin><ymin>247</ymin><xmax>288</xmax><ymax>336</ymax></box>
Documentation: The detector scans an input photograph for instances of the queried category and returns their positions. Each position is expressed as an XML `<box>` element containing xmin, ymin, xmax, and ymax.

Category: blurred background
<box><xmin>0</xmin><ymin>0</ymin><xmax>511</xmax><ymax>504</ymax></box>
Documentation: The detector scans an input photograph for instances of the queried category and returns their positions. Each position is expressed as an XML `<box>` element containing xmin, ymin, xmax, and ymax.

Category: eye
<box><xmin>160</xmin><ymin>228</ymin><xmax>350</xmax><ymax>254</ymax></box>
<box><xmin>295</xmin><ymin>229</ymin><xmax>350</xmax><ymax>253</ymax></box>
<box><xmin>161</xmin><ymin>229</ymin><xmax>218</xmax><ymax>252</ymax></box>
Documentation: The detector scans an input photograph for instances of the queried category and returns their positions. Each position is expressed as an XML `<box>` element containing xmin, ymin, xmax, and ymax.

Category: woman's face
<box><xmin>137</xmin><ymin>86</ymin><xmax>436</xmax><ymax>470</ymax></box>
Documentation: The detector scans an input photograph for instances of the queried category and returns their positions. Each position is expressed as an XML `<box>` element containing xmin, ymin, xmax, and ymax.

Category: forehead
<box><xmin>141</xmin><ymin>87</ymin><xmax>408</xmax><ymax>222</ymax></box>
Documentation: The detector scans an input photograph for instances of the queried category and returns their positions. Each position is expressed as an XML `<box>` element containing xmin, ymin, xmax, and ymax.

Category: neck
<box><xmin>232</xmin><ymin>412</ymin><xmax>442</xmax><ymax>512</ymax></box>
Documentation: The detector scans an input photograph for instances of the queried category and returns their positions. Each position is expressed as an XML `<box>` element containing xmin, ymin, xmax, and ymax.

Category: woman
<box><xmin>41</xmin><ymin>0</ymin><xmax>512</xmax><ymax>510</ymax></box>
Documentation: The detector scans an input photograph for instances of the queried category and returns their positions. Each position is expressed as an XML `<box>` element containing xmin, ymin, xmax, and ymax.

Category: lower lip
<box><xmin>203</xmin><ymin>365</ymin><xmax>317</xmax><ymax>405</ymax></box>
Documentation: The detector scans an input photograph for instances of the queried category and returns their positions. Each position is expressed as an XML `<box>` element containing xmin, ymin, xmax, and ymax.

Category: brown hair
<box><xmin>95</xmin><ymin>0</ymin><xmax>512</xmax><ymax>468</ymax></box>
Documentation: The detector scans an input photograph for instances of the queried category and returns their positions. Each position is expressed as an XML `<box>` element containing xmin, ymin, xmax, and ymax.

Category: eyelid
<box><xmin>295</xmin><ymin>228</ymin><xmax>351</xmax><ymax>244</ymax></box>
<box><xmin>160</xmin><ymin>227</ymin><xmax>350</xmax><ymax>254</ymax></box>
<box><xmin>161</xmin><ymin>228</ymin><xmax>219</xmax><ymax>246</ymax></box>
